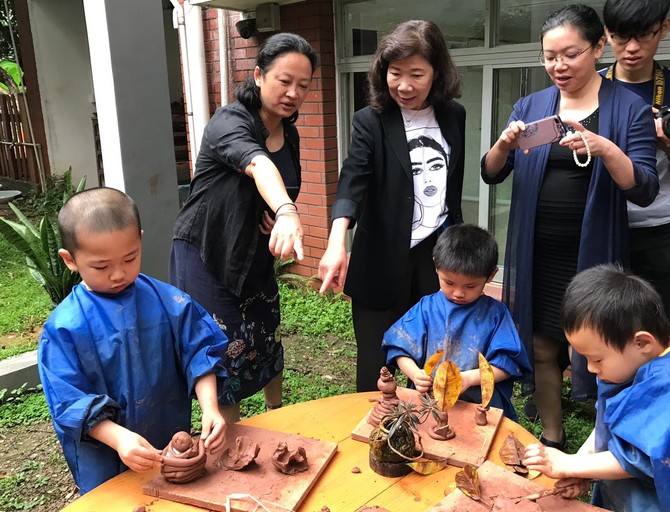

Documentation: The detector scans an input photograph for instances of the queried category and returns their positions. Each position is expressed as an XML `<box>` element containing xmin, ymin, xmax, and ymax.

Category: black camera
<box><xmin>655</xmin><ymin>105</ymin><xmax>670</xmax><ymax>138</ymax></box>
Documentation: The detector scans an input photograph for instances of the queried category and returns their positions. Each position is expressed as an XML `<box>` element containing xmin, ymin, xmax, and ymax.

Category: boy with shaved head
<box><xmin>39</xmin><ymin>187</ymin><xmax>229</xmax><ymax>494</ymax></box>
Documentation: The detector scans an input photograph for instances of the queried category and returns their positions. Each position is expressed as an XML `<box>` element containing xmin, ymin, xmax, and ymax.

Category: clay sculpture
<box><xmin>161</xmin><ymin>431</ymin><xmax>207</xmax><ymax>484</ymax></box>
<box><xmin>271</xmin><ymin>441</ymin><xmax>309</xmax><ymax>474</ymax></box>
<box><xmin>368</xmin><ymin>366</ymin><xmax>400</xmax><ymax>428</ymax></box>
<box><xmin>219</xmin><ymin>435</ymin><xmax>261</xmax><ymax>470</ymax></box>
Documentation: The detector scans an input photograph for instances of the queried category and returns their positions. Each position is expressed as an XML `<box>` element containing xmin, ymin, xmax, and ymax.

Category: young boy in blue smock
<box><xmin>38</xmin><ymin>188</ymin><xmax>229</xmax><ymax>494</ymax></box>
<box><xmin>382</xmin><ymin>224</ymin><xmax>532</xmax><ymax>420</ymax></box>
<box><xmin>523</xmin><ymin>264</ymin><xmax>670</xmax><ymax>511</ymax></box>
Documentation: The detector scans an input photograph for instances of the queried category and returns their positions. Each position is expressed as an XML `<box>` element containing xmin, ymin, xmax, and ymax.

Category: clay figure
<box><xmin>219</xmin><ymin>435</ymin><xmax>261</xmax><ymax>470</ymax></box>
<box><xmin>428</xmin><ymin>410</ymin><xmax>456</xmax><ymax>440</ymax></box>
<box><xmin>368</xmin><ymin>366</ymin><xmax>400</xmax><ymax>428</ymax></box>
<box><xmin>161</xmin><ymin>431</ymin><xmax>207</xmax><ymax>484</ymax></box>
<box><xmin>271</xmin><ymin>441</ymin><xmax>309</xmax><ymax>474</ymax></box>
<box><xmin>475</xmin><ymin>404</ymin><xmax>489</xmax><ymax>426</ymax></box>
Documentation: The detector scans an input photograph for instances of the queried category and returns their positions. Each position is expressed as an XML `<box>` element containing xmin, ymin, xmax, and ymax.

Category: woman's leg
<box><xmin>219</xmin><ymin>404</ymin><xmax>241</xmax><ymax>424</ymax></box>
<box><xmin>263</xmin><ymin>373</ymin><xmax>283</xmax><ymax>409</ymax></box>
<box><xmin>352</xmin><ymin>302</ymin><xmax>397</xmax><ymax>392</ymax></box>
<box><xmin>532</xmin><ymin>333</ymin><xmax>564</xmax><ymax>444</ymax></box>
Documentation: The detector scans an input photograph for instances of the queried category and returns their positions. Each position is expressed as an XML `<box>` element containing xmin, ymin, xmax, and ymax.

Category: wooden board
<box><xmin>143</xmin><ymin>424</ymin><xmax>337</xmax><ymax>512</ymax></box>
<box><xmin>431</xmin><ymin>460</ymin><xmax>607</xmax><ymax>511</ymax></box>
<box><xmin>351</xmin><ymin>387</ymin><xmax>502</xmax><ymax>468</ymax></box>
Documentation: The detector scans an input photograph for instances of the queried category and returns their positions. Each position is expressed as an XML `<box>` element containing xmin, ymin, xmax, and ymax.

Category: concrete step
<box><xmin>0</xmin><ymin>350</ymin><xmax>40</xmax><ymax>392</ymax></box>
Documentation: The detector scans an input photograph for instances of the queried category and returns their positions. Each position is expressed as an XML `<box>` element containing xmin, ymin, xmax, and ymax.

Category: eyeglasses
<box><xmin>609</xmin><ymin>28</ymin><xmax>662</xmax><ymax>45</ymax></box>
<box><xmin>539</xmin><ymin>45</ymin><xmax>593</xmax><ymax>66</ymax></box>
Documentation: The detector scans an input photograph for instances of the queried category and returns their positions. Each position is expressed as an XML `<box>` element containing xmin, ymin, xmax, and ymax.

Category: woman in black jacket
<box><xmin>318</xmin><ymin>20</ymin><xmax>466</xmax><ymax>391</ymax></box>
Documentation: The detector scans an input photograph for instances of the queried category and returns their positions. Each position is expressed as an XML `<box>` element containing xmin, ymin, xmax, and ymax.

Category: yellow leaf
<box><xmin>478</xmin><ymin>352</ymin><xmax>495</xmax><ymax>408</ymax></box>
<box><xmin>455</xmin><ymin>464</ymin><xmax>482</xmax><ymax>501</ymax></box>
<box><xmin>433</xmin><ymin>360</ymin><xmax>462</xmax><ymax>412</ymax></box>
<box><xmin>424</xmin><ymin>350</ymin><xmax>444</xmax><ymax>376</ymax></box>
<box><xmin>407</xmin><ymin>458</ymin><xmax>449</xmax><ymax>475</ymax></box>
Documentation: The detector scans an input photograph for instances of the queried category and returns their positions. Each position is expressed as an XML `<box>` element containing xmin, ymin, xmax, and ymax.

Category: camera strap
<box><xmin>604</xmin><ymin>61</ymin><xmax>665</xmax><ymax>109</ymax></box>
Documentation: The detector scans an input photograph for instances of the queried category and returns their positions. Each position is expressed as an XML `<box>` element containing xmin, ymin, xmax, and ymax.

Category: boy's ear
<box><xmin>486</xmin><ymin>267</ymin><xmax>499</xmax><ymax>283</ymax></box>
<box><xmin>661</xmin><ymin>18</ymin><xmax>670</xmax><ymax>40</ymax></box>
<box><xmin>634</xmin><ymin>331</ymin><xmax>659</xmax><ymax>354</ymax></box>
<box><xmin>58</xmin><ymin>249</ymin><xmax>78</xmax><ymax>273</ymax></box>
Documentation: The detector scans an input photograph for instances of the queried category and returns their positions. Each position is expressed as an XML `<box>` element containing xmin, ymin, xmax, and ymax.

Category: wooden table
<box><xmin>61</xmin><ymin>392</ymin><xmax>553</xmax><ymax>511</ymax></box>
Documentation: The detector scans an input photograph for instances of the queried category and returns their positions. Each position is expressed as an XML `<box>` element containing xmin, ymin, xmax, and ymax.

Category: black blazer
<box><xmin>332</xmin><ymin>101</ymin><xmax>466</xmax><ymax>308</ymax></box>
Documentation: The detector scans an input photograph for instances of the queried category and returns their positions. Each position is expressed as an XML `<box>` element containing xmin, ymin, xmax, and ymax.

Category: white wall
<box><xmin>28</xmin><ymin>0</ymin><xmax>97</xmax><ymax>185</ymax></box>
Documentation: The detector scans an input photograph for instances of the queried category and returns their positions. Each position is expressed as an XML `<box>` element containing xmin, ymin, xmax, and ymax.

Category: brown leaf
<box><xmin>424</xmin><ymin>350</ymin><xmax>444</xmax><ymax>376</ymax></box>
<box><xmin>433</xmin><ymin>360</ymin><xmax>462</xmax><ymax>412</ymax></box>
<box><xmin>478</xmin><ymin>352</ymin><xmax>495</xmax><ymax>408</ymax></box>
<box><xmin>407</xmin><ymin>458</ymin><xmax>449</xmax><ymax>475</ymax></box>
<box><xmin>499</xmin><ymin>433</ymin><xmax>524</xmax><ymax>466</ymax></box>
<box><xmin>455</xmin><ymin>464</ymin><xmax>481</xmax><ymax>501</ymax></box>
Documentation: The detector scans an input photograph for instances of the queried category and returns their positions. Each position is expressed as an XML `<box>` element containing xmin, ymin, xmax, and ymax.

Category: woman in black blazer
<box><xmin>318</xmin><ymin>20</ymin><xmax>466</xmax><ymax>391</ymax></box>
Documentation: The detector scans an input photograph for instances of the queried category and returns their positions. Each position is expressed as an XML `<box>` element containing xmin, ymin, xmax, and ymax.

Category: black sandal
<box><xmin>539</xmin><ymin>430</ymin><xmax>567</xmax><ymax>451</ymax></box>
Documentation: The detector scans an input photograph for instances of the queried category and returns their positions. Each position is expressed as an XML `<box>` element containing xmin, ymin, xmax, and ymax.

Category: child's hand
<box><xmin>554</xmin><ymin>478</ymin><xmax>590</xmax><ymax>499</ymax></box>
<box><xmin>411</xmin><ymin>369</ymin><xmax>433</xmax><ymax>394</ymax></box>
<box><xmin>200</xmin><ymin>409</ymin><xmax>227</xmax><ymax>454</ymax></box>
<box><xmin>459</xmin><ymin>369</ymin><xmax>478</xmax><ymax>394</ymax></box>
<box><xmin>522</xmin><ymin>443</ymin><xmax>572</xmax><ymax>479</ymax></box>
<box><xmin>115</xmin><ymin>430</ymin><xmax>163</xmax><ymax>472</ymax></box>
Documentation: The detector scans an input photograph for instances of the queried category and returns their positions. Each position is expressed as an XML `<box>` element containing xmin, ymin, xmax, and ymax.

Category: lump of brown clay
<box><xmin>219</xmin><ymin>435</ymin><xmax>260</xmax><ymax>470</ymax></box>
<box><xmin>271</xmin><ymin>441</ymin><xmax>309</xmax><ymax>475</ymax></box>
<box><xmin>161</xmin><ymin>431</ymin><xmax>207</xmax><ymax>484</ymax></box>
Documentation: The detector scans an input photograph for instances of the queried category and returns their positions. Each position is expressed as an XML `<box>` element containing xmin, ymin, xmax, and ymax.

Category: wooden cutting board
<box><xmin>351</xmin><ymin>387</ymin><xmax>502</xmax><ymax>467</ymax></box>
<box><xmin>143</xmin><ymin>423</ymin><xmax>337</xmax><ymax>512</ymax></box>
<box><xmin>432</xmin><ymin>460</ymin><xmax>608</xmax><ymax>511</ymax></box>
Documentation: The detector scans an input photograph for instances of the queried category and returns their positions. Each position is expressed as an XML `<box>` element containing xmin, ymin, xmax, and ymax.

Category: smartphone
<box><xmin>516</xmin><ymin>115</ymin><xmax>567</xmax><ymax>150</ymax></box>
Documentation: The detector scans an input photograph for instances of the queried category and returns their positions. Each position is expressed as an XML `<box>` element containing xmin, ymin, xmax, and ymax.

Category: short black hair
<box><xmin>59</xmin><ymin>187</ymin><xmax>141</xmax><ymax>255</ymax></box>
<box><xmin>541</xmin><ymin>4</ymin><xmax>605</xmax><ymax>47</ymax></box>
<box><xmin>603</xmin><ymin>0</ymin><xmax>670</xmax><ymax>35</ymax></box>
<box><xmin>562</xmin><ymin>264</ymin><xmax>670</xmax><ymax>352</ymax></box>
<box><xmin>432</xmin><ymin>224</ymin><xmax>498</xmax><ymax>278</ymax></box>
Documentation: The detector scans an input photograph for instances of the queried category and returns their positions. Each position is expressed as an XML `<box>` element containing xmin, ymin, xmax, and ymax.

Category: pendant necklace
<box><xmin>402</xmin><ymin>108</ymin><xmax>421</xmax><ymax>127</ymax></box>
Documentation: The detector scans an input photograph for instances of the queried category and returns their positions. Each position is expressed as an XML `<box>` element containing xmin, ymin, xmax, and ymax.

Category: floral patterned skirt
<box><xmin>169</xmin><ymin>240</ymin><xmax>283</xmax><ymax>405</ymax></box>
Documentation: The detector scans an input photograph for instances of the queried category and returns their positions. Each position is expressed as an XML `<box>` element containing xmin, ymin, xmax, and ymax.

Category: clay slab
<box><xmin>143</xmin><ymin>424</ymin><xmax>337</xmax><ymax>512</ymax></box>
<box><xmin>351</xmin><ymin>387</ymin><xmax>502</xmax><ymax>467</ymax></box>
<box><xmin>431</xmin><ymin>460</ymin><xmax>608</xmax><ymax>511</ymax></box>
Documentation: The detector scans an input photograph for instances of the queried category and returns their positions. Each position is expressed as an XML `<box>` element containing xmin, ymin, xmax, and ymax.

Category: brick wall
<box><xmin>199</xmin><ymin>0</ymin><xmax>337</xmax><ymax>280</ymax></box>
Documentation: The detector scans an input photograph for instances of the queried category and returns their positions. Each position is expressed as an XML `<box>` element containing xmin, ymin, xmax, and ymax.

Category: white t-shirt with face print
<box><xmin>401</xmin><ymin>105</ymin><xmax>450</xmax><ymax>248</ymax></box>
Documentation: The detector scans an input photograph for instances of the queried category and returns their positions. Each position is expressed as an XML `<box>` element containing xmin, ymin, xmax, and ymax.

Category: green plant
<box><xmin>0</xmin><ymin>172</ymin><xmax>86</xmax><ymax>305</ymax></box>
<box><xmin>0</xmin><ymin>385</ymin><xmax>50</xmax><ymax>427</ymax></box>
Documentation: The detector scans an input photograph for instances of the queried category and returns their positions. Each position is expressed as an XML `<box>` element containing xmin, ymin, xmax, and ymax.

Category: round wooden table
<box><xmin>61</xmin><ymin>392</ymin><xmax>552</xmax><ymax>511</ymax></box>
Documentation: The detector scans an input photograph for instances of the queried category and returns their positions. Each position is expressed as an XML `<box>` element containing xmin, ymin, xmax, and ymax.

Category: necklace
<box><xmin>402</xmin><ymin>109</ymin><xmax>421</xmax><ymax>127</ymax></box>
<box><xmin>573</xmin><ymin>130</ymin><xmax>592</xmax><ymax>168</ymax></box>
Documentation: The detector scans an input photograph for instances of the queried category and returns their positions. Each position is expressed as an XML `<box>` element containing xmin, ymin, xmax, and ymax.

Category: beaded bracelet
<box><xmin>573</xmin><ymin>131</ymin><xmax>592</xmax><ymax>168</ymax></box>
<box><xmin>275</xmin><ymin>202</ymin><xmax>297</xmax><ymax>215</ymax></box>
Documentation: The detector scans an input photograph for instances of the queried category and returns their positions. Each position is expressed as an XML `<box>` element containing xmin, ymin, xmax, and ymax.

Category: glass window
<box><xmin>497</xmin><ymin>0</ymin><xmax>605</xmax><ymax>46</ymax></box>
<box><xmin>339</xmin><ymin>0</ymin><xmax>486</xmax><ymax>58</ymax></box>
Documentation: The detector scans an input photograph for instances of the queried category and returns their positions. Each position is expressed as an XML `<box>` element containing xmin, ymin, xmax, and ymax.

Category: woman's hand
<box><xmin>269</xmin><ymin>213</ymin><xmax>304</xmax><ymax>261</ymax></box>
<box><xmin>259</xmin><ymin>211</ymin><xmax>275</xmax><ymax>235</ymax></box>
<box><xmin>318</xmin><ymin>244</ymin><xmax>349</xmax><ymax>293</ymax></box>
<box><xmin>497</xmin><ymin>120</ymin><xmax>527</xmax><ymax>151</ymax></box>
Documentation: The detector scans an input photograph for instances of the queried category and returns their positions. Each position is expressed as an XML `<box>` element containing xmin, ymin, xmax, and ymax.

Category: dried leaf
<box><xmin>455</xmin><ymin>464</ymin><xmax>481</xmax><ymax>501</ymax></box>
<box><xmin>499</xmin><ymin>433</ymin><xmax>524</xmax><ymax>466</ymax></box>
<box><xmin>424</xmin><ymin>350</ymin><xmax>444</xmax><ymax>376</ymax></box>
<box><xmin>433</xmin><ymin>360</ymin><xmax>462</xmax><ymax>412</ymax></box>
<box><xmin>407</xmin><ymin>458</ymin><xmax>449</xmax><ymax>475</ymax></box>
<box><xmin>478</xmin><ymin>352</ymin><xmax>495</xmax><ymax>408</ymax></box>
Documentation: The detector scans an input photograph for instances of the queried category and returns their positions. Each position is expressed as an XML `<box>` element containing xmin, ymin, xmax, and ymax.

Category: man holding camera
<box><xmin>602</xmin><ymin>0</ymin><xmax>670</xmax><ymax>317</ymax></box>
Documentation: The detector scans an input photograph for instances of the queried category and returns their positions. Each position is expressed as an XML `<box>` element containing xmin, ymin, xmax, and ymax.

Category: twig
<box><xmin>511</xmin><ymin>488</ymin><xmax>562</xmax><ymax>503</ymax></box>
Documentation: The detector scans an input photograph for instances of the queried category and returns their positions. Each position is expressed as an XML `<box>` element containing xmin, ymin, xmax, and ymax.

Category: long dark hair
<box><xmin>367</xmin><ymin>20</ymin><xmax>461</xmax><ymax>112</ymax></box>
<box><xmin>235</xmin><ymin>32</ymin><xmax>318</xmax><ymax>123</ymax></box>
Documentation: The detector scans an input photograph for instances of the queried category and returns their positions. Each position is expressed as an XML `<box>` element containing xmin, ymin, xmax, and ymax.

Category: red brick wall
<box><xmin>199</xmin><ymin>0</ymin><xmax>337</xmax><ymax>280</ymax></box>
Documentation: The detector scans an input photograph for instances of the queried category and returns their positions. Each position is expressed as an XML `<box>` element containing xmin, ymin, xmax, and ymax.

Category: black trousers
<box><xmin>351</xmin><ymin>230</ymin><xmax>442</xmax><ymax>392</ymax></box>
<box><xmin>630</xmin><ymin>222</ymin><xmax>670</xmax><ymax>319</ymax></box>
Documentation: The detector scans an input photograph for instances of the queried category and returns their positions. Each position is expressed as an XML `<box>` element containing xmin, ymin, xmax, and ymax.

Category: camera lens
<box><xmin>656</xmin><ymin>106</ymin><xmax>670</xmax><ymax>139</ymax></box>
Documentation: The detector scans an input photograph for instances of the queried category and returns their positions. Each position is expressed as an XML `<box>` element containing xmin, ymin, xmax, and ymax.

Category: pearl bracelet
<box><xmin>573</xmin><ymin>130</ymin><xmax>592</xmax><ymax>168</ymax></box>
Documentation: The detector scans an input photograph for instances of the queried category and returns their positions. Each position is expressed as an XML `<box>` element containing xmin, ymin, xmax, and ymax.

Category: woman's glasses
<box><xmin>539</xmin><ymin>45</ymin><xmax>594</xmax><ymax>66</ymax></box>
<box><xmin>609</xmin><ymin>28</ymin><xmax>662</xmax><ymax>45</ymax></box>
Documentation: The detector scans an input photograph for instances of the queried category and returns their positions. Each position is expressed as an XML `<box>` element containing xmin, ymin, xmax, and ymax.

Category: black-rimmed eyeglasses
<box><xmin>539</xmin><ymin>45</ymin><xmax>593</xmax><ymax>66</ymax></box>
<box><xmin>609</xmin><ymin>28</ymin><xmax>662</xmax><ymax>45</ymax></box>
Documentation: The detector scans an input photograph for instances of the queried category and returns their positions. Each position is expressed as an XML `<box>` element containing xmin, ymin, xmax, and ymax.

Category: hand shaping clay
<box><xmin>161</xmin><ymin>431</ymin><xmax>207</xmax><ymax>484</ymax></box>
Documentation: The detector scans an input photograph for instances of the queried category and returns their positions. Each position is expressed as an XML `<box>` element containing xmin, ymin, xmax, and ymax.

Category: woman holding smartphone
<box><xmin>481</xmin><ymin>5</ymin><xmax>657</xmax><ymax>449</ymax></box>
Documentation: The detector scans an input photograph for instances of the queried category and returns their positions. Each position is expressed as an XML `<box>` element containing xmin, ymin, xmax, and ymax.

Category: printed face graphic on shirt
<box><xmin>411</xmin><ymin>144</ymin><xmax>447</xmax><ymax>208</ymax></box>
